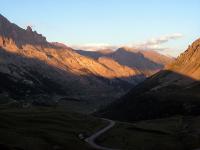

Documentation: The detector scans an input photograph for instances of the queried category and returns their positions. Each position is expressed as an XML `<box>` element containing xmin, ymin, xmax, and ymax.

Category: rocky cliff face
<box><xmin>100</xmin><ymin>38</ymin><xmax>200</xmax><ymax>121</ymax></box>
<box><xmin>0</xmin><ymin>14</ymin><xmax>48</xmax><ymax>48</ymax></box>
<box><xmin>167</xmin><ymin>38</ymin><xmax>200</xmax><ymax>80</ymax></box>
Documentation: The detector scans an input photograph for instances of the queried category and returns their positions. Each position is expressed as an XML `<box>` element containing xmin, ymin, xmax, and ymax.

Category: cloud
<box><xmin>130</xmin><ymin>33</ymin><xmax>183</xmax><ymax>50</ymax></box>
<box><xmin>70</xmin><ymin>43</ymin><xmax>118</xmax><ymax>51</ymax></box>
<box><xmin>70</xmin><ymin>33</ymin><xmax>183</xmax><ymax>55</ymax></box>
<box><xmin>145</xmin><ymin>33</ymin><xmax>183</xmax><ymax>45</ymax></box>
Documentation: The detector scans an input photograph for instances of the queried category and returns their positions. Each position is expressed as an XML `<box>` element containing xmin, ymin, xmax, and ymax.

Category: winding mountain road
<box><xmin>85</xmin><ymin>118</ymin><xmax>119</xmax><ymax>150</ymax></box>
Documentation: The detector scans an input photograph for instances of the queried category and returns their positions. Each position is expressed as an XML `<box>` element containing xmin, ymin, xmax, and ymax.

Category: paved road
<box><xmin>85</xmin><ymin>118</ymin><xmax>119</xmax><ymax>150</ymax></box>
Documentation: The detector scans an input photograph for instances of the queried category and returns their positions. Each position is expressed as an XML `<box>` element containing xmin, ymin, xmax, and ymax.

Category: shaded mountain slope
<box><xmin>139</xmin><ymin>50</ymin><xmax>174</xmax><ymax>67</ymax></box>
<box><xmin>100</xmin><ymin>38</ymin><xmax>200</xmax><ymax>121</ymax></box>
<box><xmin>77</xmin><ymin>47</ymin><xmax>174</xmax><ymax>76</ymax></box>
<box><xmin>107</xmin><ymin>48</ymin><xmax>171</xmax><ymax>76</ymax></box>
<box><xmin>98</xmin><ymin>57</ymin><xmax>143</xmax><ymax>84</ymax></box>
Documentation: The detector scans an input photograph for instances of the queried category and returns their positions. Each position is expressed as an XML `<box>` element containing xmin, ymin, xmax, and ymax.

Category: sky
<box><xmin>0</xmin><ymin>0</ymin><xmax>200</xmax><ymax>57</ymax></box>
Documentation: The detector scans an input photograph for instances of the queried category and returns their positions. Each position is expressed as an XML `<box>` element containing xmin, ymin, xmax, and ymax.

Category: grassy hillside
<box><xmin>0</xmin><ymin>107</ymin><xmax>107</xmax><ymax>150</ymax></box>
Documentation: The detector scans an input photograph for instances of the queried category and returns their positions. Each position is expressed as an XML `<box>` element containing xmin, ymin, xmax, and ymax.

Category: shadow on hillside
<box><xmin>77</xmin><ymin>49</ymin><xmax>164</xmax><ymax>73</ymax></box>
<box><xmin>98</xmin><ymin>70</ymin><xmax>200</xmax><ymax>122</ymax></box>
<box><xmin>77</xmin><ymin>50</ymin><xmax>105</xmax><ymax>59</ymax></box>
<box><xmin>0</xmin><ymin>47</ymin><xmax>144</xmax><ymax>103</ymax></box>
<box><xmin>109</xmin><ymin>48</ymin><xmax>163</xmax><ymax>71</ymax></box>
<box><xmin>0</xmin><ymin>48</ymin><xmax>76</xmax><ymax>103</ymax></box>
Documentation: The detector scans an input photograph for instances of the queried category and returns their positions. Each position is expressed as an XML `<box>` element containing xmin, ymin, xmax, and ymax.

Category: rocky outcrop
<box><xmin>167</xmin><ymin>38</ymin><xmax>200</xmax><ymax>80</ymax></box>
<box><xmin>0</xmin><ymin>14</ymin><xmax>48</xmax><ymax>48</ymax></box>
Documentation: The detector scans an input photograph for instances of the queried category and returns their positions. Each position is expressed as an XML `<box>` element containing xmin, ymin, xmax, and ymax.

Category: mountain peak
<box><xmin>117</xmin><ymin>47</ymin><xmax>137</xmax><ymax>52</ymax></box>
<box><xmin>26</xmin><ymin>26</ymin><xmax>33</xmax><ymax>32</ymax></box>
<box><xmin>0</xmin><ymin>14</ymin><xmax>48</xmax><ymax>48</ymax></box>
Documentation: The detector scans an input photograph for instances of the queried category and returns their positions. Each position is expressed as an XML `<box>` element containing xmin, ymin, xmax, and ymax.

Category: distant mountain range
<box><xmin>100</xmin><ymin>38</ymin><xmax>200</xmax><ymax>121</ymax></box>
<box><xmin>77</xmin><ymin>47</ymin><xmax>174</xmax><ymax>76</ymax></box>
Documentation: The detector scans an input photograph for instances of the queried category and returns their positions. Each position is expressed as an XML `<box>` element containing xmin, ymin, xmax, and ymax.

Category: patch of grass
<box><xmin>0</xmin><ymin>107</ymin><xmax>107</xmax><ymax>150</ymax></box>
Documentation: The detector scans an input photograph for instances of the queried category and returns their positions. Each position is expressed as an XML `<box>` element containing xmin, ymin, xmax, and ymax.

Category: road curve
<box><xmin>85</xmin><ymin>118</ymin><xmax>119</xmax><ymax>150</ymax></box>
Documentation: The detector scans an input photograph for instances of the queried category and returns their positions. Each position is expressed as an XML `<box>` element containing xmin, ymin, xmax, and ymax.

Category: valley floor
<box><xmin>0</xmin><ymin>107</ymin><xmax>107</xmax><ymax>150</ymax></box>
<box><xmin>96</xmin><ymin>116</ymin><xmax>200</xmax><ymax>150</ymax></box>
<box><xmin>1</xmin><ymin>106</ymin><xmax>200</xmax><ymax>150</ymax></box>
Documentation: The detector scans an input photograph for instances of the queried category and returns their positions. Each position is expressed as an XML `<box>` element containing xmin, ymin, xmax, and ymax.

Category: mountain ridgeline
<box><xmin>77</xmin><ymin>47</ymin><xmax>174</xmax><ymax>76</ymax></box>
<box><xmin>100</xmin><ymin>38</ymin><xmax>200</xmax><ymax>121</ymax></box>
<box><xmin>0</xmin><ymin>14</ymin><xmax>173</xmax><ymax>113</ymax></box>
